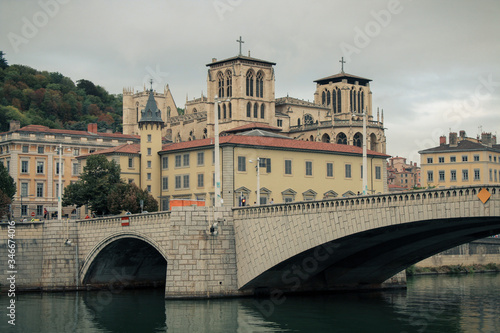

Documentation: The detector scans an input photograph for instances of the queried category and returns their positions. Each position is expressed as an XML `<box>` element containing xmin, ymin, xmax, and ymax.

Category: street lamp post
<box><xmin>353</xmin><ymin>110</ymin><xmax>368</xmax><ymax>195</ymax></box>
<box><xmin>57</xmin><ymin>144</ymin><xmax>62</xmax><ymax>220</ymax></box>
<box><xmin>214</xmin><ymin>96</ymin><xmax>221</xmax><ymax>207</ymax></box>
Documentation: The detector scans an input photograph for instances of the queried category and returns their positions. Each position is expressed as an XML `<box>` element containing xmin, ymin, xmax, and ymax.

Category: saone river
<box><xmin>1</xmin><ymin>273</ymin><xmax>499</xmax><ymax>332</ymax></box>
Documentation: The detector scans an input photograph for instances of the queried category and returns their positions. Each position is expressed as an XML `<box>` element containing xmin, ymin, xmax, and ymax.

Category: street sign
<box><xmin>31</xmin><ymin>212</ymin><xmax>35</xmax><ymax>217</ymax></box>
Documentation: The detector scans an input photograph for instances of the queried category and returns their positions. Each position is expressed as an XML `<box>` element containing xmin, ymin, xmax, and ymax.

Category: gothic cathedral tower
<box><xmin>138</xmin><ymin>87</ymin><xmax>164</xmax><ymax>201</ymax></box>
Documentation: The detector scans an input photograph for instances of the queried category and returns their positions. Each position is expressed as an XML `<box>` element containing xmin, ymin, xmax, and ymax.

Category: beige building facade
<box><xmin>419</xmin><ymin>131</ymin><xmax>500</xmax><ymax>188</ymax></box>
<box><xmin>0</xmin><ymin>121</ymin><xmax>139</xmax><ymax>219</ymax></box>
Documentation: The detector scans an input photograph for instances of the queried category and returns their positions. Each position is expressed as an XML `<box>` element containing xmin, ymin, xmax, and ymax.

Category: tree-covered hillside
<box><xmin>0</xmin><ymin>51</ymin><xmax>123</xmax><ymax>133</ymax></box>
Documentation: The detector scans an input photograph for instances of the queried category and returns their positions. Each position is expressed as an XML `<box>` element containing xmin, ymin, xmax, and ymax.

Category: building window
<box><xmin>147</xmin><ymin>134</ymin><xmax>152</xmax><ymax>142</ymax></box>
<box><xmin>21</xmin><ymin>183</ymin><xmax>28</xmax><ymax>197</ymax></box>
<box><xmin>147</xmin><ymin>173</ymin><xmax>151</xmax><ymax>180</ymax></box>
<box><xmin>238</xmin><ymin>156</ymin><xmax>246</xmax><ymax>172</ymax></box>
<box><xmin>147</xmin><ymin>185</ymin><xmax>151</xmax><ymax>192</ymax></box>
<box><xmin>162</xmin><ymin>156</ymin><xmax>168</xmax><ymax>169</ymax></box>
<box><xmin>36</xmin><ymin>183</ymin><xmax>44</xmax><ymax>198</ymax></box>
<box><xmin>427</xmin><ymin>157</ymin><xmax>433</xmax><ymax>164</ymax></box>
<box><xmin>427</xmin><ymin>171</ymin><xmax>434</xmax><ymax>182</ymax></box>
<box><xmin>22</xmin><ymin>145</ymin><xmax>28</xmax><ymax>153</ymax></box>
<box><xmin>327</xmin><ymin>163</ymin><xmax>334</xmax><ymax>177</ymax></box>
<box><xmin>175</xmin><ymin>175</ymin><xmax>182</xmax><ymax>189</ymax></box>
<box><xmin>197</xmin><ymin>152</ymin><xmax>204</xmax><ymax>166</ymax></box>
<box><xmin>226</xmin><ymin>70</ymin><xmax>232</xmax><ymax>97</ymax></box>
<box><xmin>128</xmin><ymin>158</ymin><xmax>133</xmax><ymax>168</ymax></box>
<box><xmin>474</xmin><ymin>169</ymin><xmax>480</xmax><ymax>181</ymax></box>
<box><xmin>197</xmin><ymin>173</ymin><xmax>204</xmax><ymax>188</ymax></box>
<box><xmin>36</xmin><ymin>161</ymin><xmax>44</xmax><ymax>174</ymax></box>
<box><xmin>462</xmin><ymin>169</ymin><xmax>469</xmax><ymax>181</ymax></box>
<box><xmin>253</xmin><ymin>103</ymin><xmax>258</xmax><ymax>118</ymax></box>
<box><xmin>246</xmin><ymin>70</ymin><xmax>254</xmax><ymax>96</ymax></box>
<box><xmin>495</xmin><ymin>170</ymin><xmax>498</xmax><ymax>182</ymax></box>
<box><xmin>451</xmin><ymin>170</ymin><xmax>457</xmax><ymax>181</ymax></box>
<box><xmin>375</xmin><ymin>166</ymin><xmax>381</xmax><ymax>180</ymax></box>
<box><xmin>462</xmin><ymin>155</ymin><xmax>468</xmax><ymax>162</ymax></box>
<box><xmin>73</xmin><ymin>148</ymin><xmax>80</xmax><ymax>156</ymax></box>
<box><xmin>473</xmin><ymin>155</ymin><xmax>480</xmax><ymax>162</ymax></box>
<box><xmin>285</xmin><ymin>160</ymin><xmax>292</xmax><ymax>175</ymax></box>
<box><xmin>37</xmin><ymin>205</ymin><xmax>43</xmax><ymax>216</ymax></box>
<box><xmin>490</xmin><ymin>169</ymin><xmax>493</xmax><ymax>181</ymax></box>
<box><xmin>450</xmin><ymin>156</ymin><xmax>456</xmax><ymax>162</ymax></box>
<box><xmin>175</xmin><ymin>155</ymin><xmax>182</xmax><ymax>167</ymax></box>
<box><xmin>38</xmin><ymin>146</ymin><xmax>44</xmax><ymax>154</ymax></box>
<box><xmin>183</xmin><ymin>174</ymin><xmax>190</xmax><ymax>188</ymax></box>
<box><xmin>259</xmin><ymin>158</ymin><xmax>271</xmax><ymax>173</ymax></box>
<box><xmin>260</xmin><ymin>104</ymin><xmax>265</xmax><ymax>119</ymax></box>
<box><xmin>277</xmin><ymin>119</ymin><xmax>283</xmax><ymax>127</ymax></box>
<box><xmin>21</xmin><ymin>160</ymin><xmax>29</xmax><ymax>173</ymax></box>
<box><xmin>256</xmin><ymin>71</ymin><xmax>264</xmax><ymax>98</ymax></box>
<box><xmin>147</xmin><ymin>161</ymin><xmax>152</xmax><ymax>168</ymax></box>
<box><xmin>147</xmin><ymin>148</ymin><xmax>152</xmax><ymax>156</ymax></box>
<box><xmin>56</xmin><ymin>162</ymin><xmax>63</xmax><ymax>175</ymax></box>
<box><xmin>246</xmin><ymin>102</ymin><xmax>251</xmax><ymax>117</ymax></box>
<box><xmin>162</xmin><ymin>177</ymin><xmax>168</xmax><ymax>190</ymax></box>
<box><xmin>438</xmin><ymin>157</ymin><xmax>444</xmax><ymax>163</ymax></box>
<box><xmin>306</xmin><ymin>161</ymin><xmax>313</xmax><ymax>176</ymax></box>
<box><xmin>345</xmin><ymin>164</ymin><xmax>351</xmax><ymax>178</ymax></box>
<box><xmin>183</xmin><ymin>153</ymin><xmax>190</xmax><ymax>167</ymax></box>
<box><xmin>218</xmin><ymin>71</ymin><xmax>224</xmax><ymax>98</ymax></box>
<box><xmin>72</xmin><ymin>163</ymin><xmax>80</xmax><ymax>176</ymax></box>
<box><xmin>439</xmin><ymin>170</ymin><xmax>445</xmax><ymax>181</ymax></box>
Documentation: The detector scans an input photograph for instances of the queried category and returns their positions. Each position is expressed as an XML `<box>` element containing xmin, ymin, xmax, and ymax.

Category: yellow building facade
<box><xmin>158</xmin><ymin>133</ymin><xmax>389</xmax><ymax>209</ymax></box>
<box><xmin>419</xmin><ymin>132</ymin><xmax>500</xmax><ymax>188</ymax></box>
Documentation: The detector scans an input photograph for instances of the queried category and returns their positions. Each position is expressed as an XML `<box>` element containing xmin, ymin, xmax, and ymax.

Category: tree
<box><xmin>107</xmin><ymin>183</ymin><xmax>158</xmax><ymax>214</ymax></box>
<box><xmin>0</xmin><ymin>51</ymin><xmax>8</xmax><ymax>69</ymax></box>
<box><xmin>62</xmin><ymin>154</ymin><xmax>123</xmax><ymax>216</ymax></box>
<box><xmin>0</xmin><ymin>163</ymin><xmax>16</xmax><ymax>219</ymax></box>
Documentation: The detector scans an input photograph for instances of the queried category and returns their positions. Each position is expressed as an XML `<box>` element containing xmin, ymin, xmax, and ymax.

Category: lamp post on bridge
<box><xmin>352</xmin><ymin>109</ymin><xmax>368</xmax><ymax>195</ymax></box>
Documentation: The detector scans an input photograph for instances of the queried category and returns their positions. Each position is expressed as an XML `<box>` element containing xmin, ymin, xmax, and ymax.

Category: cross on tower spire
<box><xmin>149</xmin><ymin>79</ymin><xmax>153</xmax><ymax>91</ymax></box>
<box><xmin>236</xmin><ymin>36</ymin><xmax>244</xmax><ymax>56</ymax></box>
<box><xmin>339</xmin><ymin>57</ymin><xmax>346</xmax><ymax>73</ymax></box>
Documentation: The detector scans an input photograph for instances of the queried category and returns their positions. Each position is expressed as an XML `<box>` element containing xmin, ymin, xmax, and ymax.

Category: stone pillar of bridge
<box><xmin>165</xmin><ymin>206</ymin><xmax>245</xmax><ymax>298</ymax></box>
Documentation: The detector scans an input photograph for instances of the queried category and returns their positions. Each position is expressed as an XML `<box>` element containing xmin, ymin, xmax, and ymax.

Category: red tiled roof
<box><xmin>221</xmin><ymin>122</ymin><xmax>282</xmax><ymax>134</ymax></box>
<box><xmin>77</xmin><ymin>143</ymin><xmax>141</xmax><ymax>158</ymax></box>
<box><xmin>160</xmin><ymin>135</ymin><xmax>390</xmax><ymax>158</ymax></box>
<box><xmin>14</xmin><ymin>124</ymin><xmax>139</xmax><ymax>140</ymax></box>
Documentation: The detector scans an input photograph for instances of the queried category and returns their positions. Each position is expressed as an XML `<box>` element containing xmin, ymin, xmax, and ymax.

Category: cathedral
<box><xmin>123</xmin><ymin>46</ymin><xmax>386</xmax><ymax>154</ymax></box>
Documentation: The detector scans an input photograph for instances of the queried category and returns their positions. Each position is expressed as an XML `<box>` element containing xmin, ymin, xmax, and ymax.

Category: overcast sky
<box><xmin>1</xmin><ymin>0</ymin><xmax>499</xmax><ymax>164</ymax></box>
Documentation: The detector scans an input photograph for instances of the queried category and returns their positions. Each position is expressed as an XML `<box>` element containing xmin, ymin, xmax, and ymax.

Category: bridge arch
<box><xmin>80</xmin><ymin>232</ymin><xmax>168</xmax><ymax>288</ymax></box>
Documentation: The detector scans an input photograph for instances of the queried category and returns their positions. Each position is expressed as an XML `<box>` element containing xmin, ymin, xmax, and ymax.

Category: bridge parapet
<box><xmin>234</xmin><ymin>185</ymin><xmax>500</xmax><ymax>219</ymax></box>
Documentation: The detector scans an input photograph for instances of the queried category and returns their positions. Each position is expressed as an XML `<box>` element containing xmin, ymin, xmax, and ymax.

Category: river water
<box><xmin>1</xmin><ymin>273</ymin><xmax>499</xmax><ymax>332</ymax></box>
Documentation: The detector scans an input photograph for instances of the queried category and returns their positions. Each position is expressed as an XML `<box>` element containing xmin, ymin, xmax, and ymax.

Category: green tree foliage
<box><xmin>0</xmin><ymin>163</ymin><xmax>16</xmax><ymax>219</ymax></box>
<box><xmin>0</xmin><ymin>53</ymin><xmax>123</xmax><ymax>132</ymax></box>
<box><xmin>107</xmin><ymin>183</ymin><xmax>158</xmax><ymax>214</ymax></box>
<box><xmin>62</xmin><ymin>154</ymin><xmax>123</xmax><ymax>216</ymax></box>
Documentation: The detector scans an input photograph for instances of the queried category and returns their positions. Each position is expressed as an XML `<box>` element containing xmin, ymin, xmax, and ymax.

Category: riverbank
<box><xmin>407</xmin><ymin>263</ymin><xmax>500</xmax><ymax>276</ymax></box>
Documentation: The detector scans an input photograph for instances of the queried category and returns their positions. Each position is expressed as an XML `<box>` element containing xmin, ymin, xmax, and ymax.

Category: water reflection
<box><xmin>0</xmin><ymin>274</ymin><xmax>499</xmax><ymax>332</ymax></box>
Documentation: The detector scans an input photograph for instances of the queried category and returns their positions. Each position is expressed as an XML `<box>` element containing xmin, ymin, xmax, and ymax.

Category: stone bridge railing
<box><xmin>233</xmin><ymin>185</ymin><xmax>500</xmax><ymax>218</ymax></box>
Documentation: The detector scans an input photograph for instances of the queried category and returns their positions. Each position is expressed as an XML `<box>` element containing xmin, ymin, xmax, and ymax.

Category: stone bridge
<box><xmin>1</xmin><ymin>185</ymin><xmax>500</xmax><ymax>298</ymax></box>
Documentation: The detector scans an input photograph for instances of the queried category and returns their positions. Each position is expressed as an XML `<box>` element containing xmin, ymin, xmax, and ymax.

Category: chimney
<box><xmin>439</xmin><ymin>136</ymin><xmax>446</xmax><ymax>146</ymax></box>
<box><xmin>212</xmin><ymin>58</ymin><xmax>217</xmax><ymax>63</ymax></box>
<box><xmin>87</xmin><ymin>123</ymin><xmax>98</xmax><ymax>134</ymax></box>
<box><xmin>481</xmin><ymin>132</ymin><xmax>493</xmax><ymax>147</ymax></box>
<box><xmin>449</xmin><ymin>132</ymin><xmax>458</xmax><ymax>147</ymax></box>
<box><xmin>459</xmin><ymin>130</ymin><xmax>466</xmax><ymax>139</ymax></box>
<box><xmin>9</xmin><ymin>120</ymin><xmax>20</xmax><ymax>131</ymax></box>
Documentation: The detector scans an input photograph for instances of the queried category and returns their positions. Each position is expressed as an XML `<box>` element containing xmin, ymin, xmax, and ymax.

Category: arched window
<box><xmin>246</xmin><ymin>70</ymin><xmax>254</xmax><ymax>96</ymax></box>
<box><xmin>192</xmin><ymin>108</ymin><xmax>197</xmax><ymax>113</ymax></box>
<box><xmin>336</xmin><ymin>132</ymin><xmax>347</xmax><ymax>144</ymax></box>
<box><xmin>217</xmin><ymin>71</ymin><xmax>224</xmax><ymax>98</ymax></box>
<box><xmin>332</xmin><ymin>90</ymin><xmax>337</xmax><ymax>113</ymax></box>
<box><xmin>322</xmin><ymin>133</ymin><xmax>330</xmax><ymax>143</ymax></box>
<box><xmin>256</xmin><ymin>71</ymin><xmax>264</xmax><ymax>98</ymax></box>
<box><xmin>223</xmin><ymin>104</ymin><xmax>227</xmax><ymax>119</ymax></box>
<box><xmin>370</xmin><ymin>133</ymin><xmax>377</xmax><ymax>151</ymax></box>
<box><xmin>229</xmin><ymin>102</ymin><xmax>232</xmax><ymax>118</ymax></box>
<box><xmin>322</xmin><ymin>91</ymin><xmax>326</xmax><ymax>105</ymax></box>
<box><xmin>304</xmin><ymin>114</ymin><xmax>314</xmax><ymax>125</ymax></box>
<box><xmin>327</xmin><ymin>91</ymin><xmax>331</xmax><ymax>106</ymax></box>
<box><xmin>218</xmin><ymin>104</ymin><xmax>221</xmax><ymax>119</ymax></box>
<box><xmin>136</xmin><ymin>102</ymin><xmax>139</xmax><ymax>121</ymax></box>
<box><xmin>246</xmin><ymin>102</ymin><xmax>251</xmax><ymax>117</ymax></box>
<box><xmin>337</xmin><ymin>89</ymin><xmax>342</xmax><ymax>113</ymax></box>
<box><xmin>357</xmin><ymin>89</ymin><xmax>362</xmax><ymax>112</ymax></box>
<box><xmin>260</xmin><ymin>104</ymin><xmax>265</xmax><ymax>119</ymax></box>
<box><xmin>253</xmin><ymin>103</ymin><xmax>258</xmax><ymax>118</ymax></box>
<box><xmin>353</xmin><ymin>132</ymin><xmax>362</xmax><ymax>147</ymax></box>
<box><xmin>226</xmin><ymin>70</ymin><xmax>232</xmax><ymax>97</ymax></box>
<box><xmin>297</xmin><ymin>118</ymin><xmax>301</xmax><ymax>126</ymax></box>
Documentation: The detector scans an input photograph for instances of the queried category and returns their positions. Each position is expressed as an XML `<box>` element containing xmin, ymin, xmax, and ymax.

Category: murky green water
<box><xmin>1</xmin><ymin>273</ymin><xmax>499</xmax><ymax>332</ymax></box>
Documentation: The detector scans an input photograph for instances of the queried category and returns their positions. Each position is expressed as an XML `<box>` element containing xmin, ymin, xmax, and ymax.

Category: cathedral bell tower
<box><xmin>205</xmin><ymin>37</ymin><xmax>277</xmax><ymax>137</ymax></box>
<box><xmin>138</xmin><ymin>85</ymin><xmax>164</xmax><ymax>201</ymax></box>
